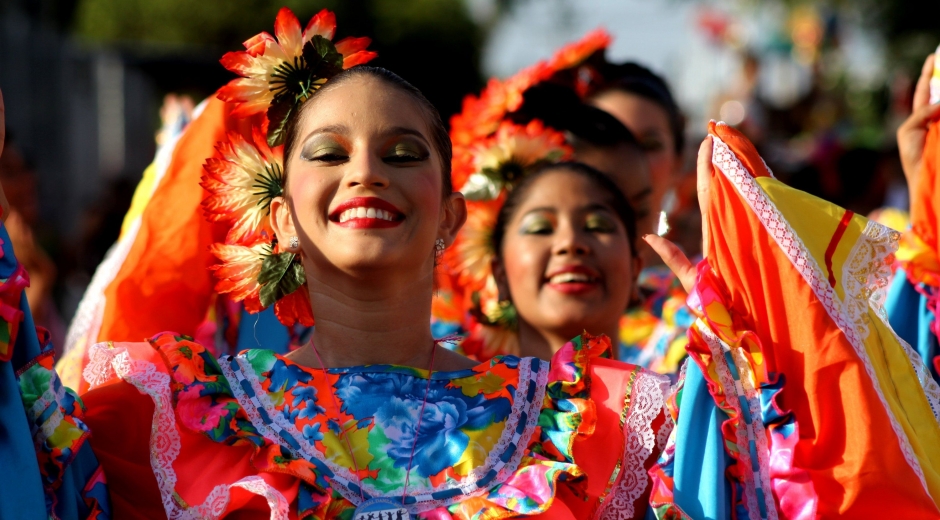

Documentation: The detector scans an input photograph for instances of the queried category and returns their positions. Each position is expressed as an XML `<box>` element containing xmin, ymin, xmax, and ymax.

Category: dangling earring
<box><xmin>434</xmin><ymin>238</ymin><xmax>445</xmax><ymax>264</ymax></box>
<box><xmin>288</xmin><ymin>236</ymin><xmax>300</xmax><ymax>249</ymax></box>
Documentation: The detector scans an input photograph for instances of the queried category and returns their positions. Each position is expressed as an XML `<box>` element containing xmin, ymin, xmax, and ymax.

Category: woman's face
<box><xmin>496</xmin><ymin>169</ymin><xmax>636</xmax><ymax>341</ymax></box>
<box><xmin>592</xmin><ymin>90</ymin><xmax>679</xmax><ymax>219</ymax></box>
<box><xmin>573</xmin><ymin>143</ymin><xmax>654</xmax><ymax>236</ymax></box>
<box><xmin>271</xmin><ymin>75</ymin><xmax>464</xmax><ymax>281</ymax></box>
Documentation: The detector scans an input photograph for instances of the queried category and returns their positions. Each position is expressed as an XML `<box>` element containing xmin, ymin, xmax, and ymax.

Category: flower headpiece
<box><xmin>439</xmin><ymin>29</ymin><xmax>613</xmax><ymax>357</ymax></box>
<box><xmin>203</xmin><ymin>8</ymin><xmax>376</xmax><ymax>326</ymax></box>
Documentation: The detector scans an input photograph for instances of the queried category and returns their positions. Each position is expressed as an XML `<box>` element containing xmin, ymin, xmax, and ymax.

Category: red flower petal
<box><xmin>304</xmin><ymin>9</ymin><xmax>336</xmax><ymax>40</ymax></box>
<box><xmin>343</xmin><ymin>50</ymin><xmax>378</xmax><ymax>69</ymax></box>
<box><xmin>273</xmin><ymin>7</ymin><xmax>303</xmax><ymax>55</ymax></box>
<box><xmin>243</xmin><ymin>32</ymin><xmax>274</xmax><ymax>56</ymax></box>
<box><xmin>335</xmin><ymin>36</ymin><xmax>370</xmax><ymax>56</ymax></box>
<box><xmin>274</xmin><ymin>286</ymin><xmax>315</xmax><ymax>327</ymax></box>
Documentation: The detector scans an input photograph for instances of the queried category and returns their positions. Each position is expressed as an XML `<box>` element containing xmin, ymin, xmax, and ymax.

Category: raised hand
<box><xmin>643</xmin><ymin>136</ymin><xmax>713</xmax><ymax>293</ymax></box>
<box><xmin>897</xmin><ymin>54</ymin><xmax>940</xmax><ymax>189</ymax></box>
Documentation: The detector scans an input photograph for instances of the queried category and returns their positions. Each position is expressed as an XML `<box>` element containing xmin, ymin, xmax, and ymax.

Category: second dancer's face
<box><xmin>496</xmin><ymin>169</ymin><xmax>635</xmax><ymax>342</ymax></box>
<box><xmin>273</xmin><ymin>75</ymin><xmax>457</xmax><ymax>280</ymax></box>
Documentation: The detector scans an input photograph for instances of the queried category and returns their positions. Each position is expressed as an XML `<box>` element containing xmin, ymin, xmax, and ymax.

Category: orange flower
<box><xmin>273</xmin><ymin>286</ymin><xmax>315</xmax><ymax>327</ymax></box>
<box><xmin>201</xmin><ymin>127</ymin><xmax>283</xmax><ymax>244</ymax></box>
<box><xmin>448</xmin><ymin>200</ymin><xmax>500</xmax><ymax>293</ymax></box>
<box><xmin>460</xmin><ymin>120</ymin><xmax>571</xmax><ymax>201</ymax></box>
<box><xmin>546</xmin><ymin>28</ymin><xmax>611</xmax><ymax>71</ymax></box>
<box><xmin>209</xmin><ymin>239</ymin><xmax>269</xmax><ymax>312</ymax></box>
<box><xmin>216</xmin><ymin>7</ymin><xmax>376</xmax><ymax>143</ymax></box>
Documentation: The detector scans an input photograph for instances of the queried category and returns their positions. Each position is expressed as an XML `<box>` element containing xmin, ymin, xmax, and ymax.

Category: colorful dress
<box><xmin>649</xmin><ymin>122</ymin><xmax>940</xmax><ymax>518</ymax></box>
<box><xmin>0</xmin><ymin>219</ymin><xmax>109</xmax><ymax>518</ymax></box>
<box><xmin>78</xmin><ymin>331</ymin><xmax>671</xmax><ymax>519</ymax></box>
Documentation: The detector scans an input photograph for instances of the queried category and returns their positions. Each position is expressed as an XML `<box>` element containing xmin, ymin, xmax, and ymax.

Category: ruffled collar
<box><xmin>138</xmin><ymin>331</ymin><xmax>604</xmax><ymax>518</ymax></box>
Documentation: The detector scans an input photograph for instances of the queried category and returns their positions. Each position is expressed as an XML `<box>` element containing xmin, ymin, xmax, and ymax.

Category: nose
<box><xmin>344</xmin><ymin>149</ymin><xmax>389</xmax><ymax>189</ymax></box>
<box><xmin>552</xmin><ymin>221</ymin><xmax>591</xmax><ymax>257</ymax></box>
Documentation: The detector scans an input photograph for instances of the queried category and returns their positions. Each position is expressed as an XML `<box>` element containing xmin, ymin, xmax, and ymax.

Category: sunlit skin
<box><xmin>269</xmin><ymin>75</ymin><xmax>474</xmax><ymax>371</ymax></box>
<box><xmin>493</xmin><ymin>169</ymin><xmax>639</xmax><ymax>360</ymax></box>
<box><xmin>592</xmin><ymin>90</ymin><xmax>680</xmax><ymax>224</ymax></box>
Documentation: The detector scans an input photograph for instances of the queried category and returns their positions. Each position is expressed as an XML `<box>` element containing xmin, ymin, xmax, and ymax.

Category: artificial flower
<box><xmin>448</xmin><ymin>200</ymin><xmax>500</xmax><ymax>292</ymax></box>
<box><xmin>461</xmin><ymin>120</ymin><xmax>571</xmax><ymax>201</ymax></box>
<box><xmin>217</xmin><ymin>7</ymin><xmax>377</xmax><ymax>145</ymax></box>
<box><xmin>201</xmin><ymin>127</ymin><xmax>284</xmax><ymax>244</ymax></box>
<box><xmin>209</xmin><ymin>239</ymin><xmax>269</xmax><ymax>312</ymax></box>
<box><xmin>546</xmin><ymin>28</ymin><xmax>611</xmax><ymax>72</ymax></box>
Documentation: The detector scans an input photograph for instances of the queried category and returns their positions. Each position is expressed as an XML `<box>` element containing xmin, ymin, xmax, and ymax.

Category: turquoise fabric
<box><xmin>886</xmin><ymin>268</ymin><xmax>940</xmax><ymax>382</ymax></box>
<box><xmin>673</xmin><ymin>360</ymin><xmax>733</xmax><ymax>520</ymax></box>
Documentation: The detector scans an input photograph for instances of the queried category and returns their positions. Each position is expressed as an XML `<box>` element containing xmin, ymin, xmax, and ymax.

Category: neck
<box><xmin>291</xmin><ymin>264</ymin><xmax>437</xmax><ymax>369</ymax></box>
<box><xmin>517</xmin><ymin>319</ymin><xmax>620</xmax><ymax>361</ymax></box>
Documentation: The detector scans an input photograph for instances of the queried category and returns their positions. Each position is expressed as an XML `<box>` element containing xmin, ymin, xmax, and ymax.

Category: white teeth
<box><xmin>337</xmin><ymin>207</ymin><xmax>398</xmax><ymax>223</ymax></box>
<box><xmin>549</xmin><ymin>273</ymin><xmax>594</xmax><ymax>284</ymax></box>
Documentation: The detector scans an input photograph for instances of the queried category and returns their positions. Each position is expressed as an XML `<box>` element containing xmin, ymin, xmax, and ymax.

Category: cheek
<box><xmin>502</xmin><ymin>237</ymin><xmax>549</xmax><ymax>300</ymax></box>
<box><xmin>597</xmin><ymin>239</ymin><xmax>635</xmax><ymax>292</ymax></box>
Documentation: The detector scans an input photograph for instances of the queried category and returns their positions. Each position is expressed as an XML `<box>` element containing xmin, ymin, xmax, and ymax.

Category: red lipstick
<box><xmin>544</xmin><ymin>265</ymin><xmax>601</xmax><ymax>295</ymax></box>
<box><xmin>329</xmin><ymin>197</ymin><xmax>404</xmax><ymax>229</ymax></box>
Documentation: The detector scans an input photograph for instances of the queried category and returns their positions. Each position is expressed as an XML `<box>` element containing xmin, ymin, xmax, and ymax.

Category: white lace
<box><xmin>843</xmin><ymin>221</ymin><xmax>940</xmax><ymax>426</ymax></box>
<box><xmin>220</xmin><ymin>354</ymin><xmax>549</xmax><ymax>514</ymax></box>
<box><xmin>90</xmin><ymin>344</ymin><xmax>289</xmax><ymax>519</ymax></box>
<box><xmin>63</xmin><ymin>99</ymin><xmax>208</xmax><ymax>356</ymax></box>
<box><xmin>596</xmin><ymin>369</ymin><xmax>670</xmax><ymax>520</ymax></box>
<box><xmin>711</xmin><ymin>131</ymin><xmax>934</xmax><ymax>508</ymax></box>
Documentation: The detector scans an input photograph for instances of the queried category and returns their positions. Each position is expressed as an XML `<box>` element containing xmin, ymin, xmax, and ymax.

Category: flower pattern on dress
<box><xmin>148</xmin><ymin>331</ymin><xmax>615</xmax><ymax>518</ymax></box>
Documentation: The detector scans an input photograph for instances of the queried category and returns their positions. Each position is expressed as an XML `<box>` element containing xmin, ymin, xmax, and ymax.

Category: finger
<box><xmin>902</xmin><ymin>98</ymin><xmax>940</xmax><ymax>132</ymax></box>
<box><xmin>913</xmin><ymin>54</ymin><xmax>935</xmax><ymax>112</ymax></box>
<box><xmin>696</xmin><ymin>136</ymin><xmax>713</xmax><ymax>252</ymax></box>
<box><xmin>643</xmin><ymin>234</ymin><xmax>696</xmax><ymax>293</ymax></box>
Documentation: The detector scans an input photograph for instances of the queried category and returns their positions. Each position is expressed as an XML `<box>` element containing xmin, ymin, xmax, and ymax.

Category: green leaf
<box><xmin>304</xmin><ymin>35</ymin><xmax>344</xmax><ymax>79</ymax></box>
<box><xmin>258</xmin><ymin>251</ymin><xmax>306</xmax><ymax>307</ymax></box>
<box><xmin>266</xmin><ymin>98</ymin><xmax>294</xmax><ymax>147</ymax></box>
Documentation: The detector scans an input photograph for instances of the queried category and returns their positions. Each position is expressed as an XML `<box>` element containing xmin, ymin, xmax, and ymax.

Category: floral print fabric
<box><xmin>145</xmin><ymin>331</ymin><xmax>603</xmax><ymax>518</ymax></box>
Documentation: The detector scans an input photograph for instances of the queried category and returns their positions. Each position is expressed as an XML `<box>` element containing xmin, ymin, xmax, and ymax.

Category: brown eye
<box><xmin>384</xmin><ymin>141</ymin><xmax>429</xmax><ymax>164</ymax></box>
<box><xmin>585</xmin><ymin>213</ymin><xmax>617</xmax><ymax>233</ymax></box>
<box><xmin>300</xmin><ymin>139</ymin><xmax>349</xmax><ymax>163</ymax></box>
<box><xmin>519</xmin><ymin>214</ymin><xmax>553</xmax><ymax>235</ymax></box>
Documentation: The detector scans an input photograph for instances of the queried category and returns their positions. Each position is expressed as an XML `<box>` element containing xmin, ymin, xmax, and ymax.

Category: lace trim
<box><xmin>97</xmin><ymin>345</ymin><xmax>289</xmax><ymax>519</ymax></box>
<box><xmin>597</xmin><ymin>369</ymin><xmax>670</xmax><ymax>520</ymax></box>
<box><xmin>843</xmin><ymin>221</ymin><xmax>940</xmax><ymax>425</ymax></box>
<box><xmin>220</xmin><ymin>354</ymin><xmax>550</xmax><ymax>514</ymax></box>
<box><xmin>711</xmin><ymin>132</ymin><xmax>933</xmax><ymax>506</ymax></box>
<box><xmin>83</xmin><ymin>342</ymin><xmax>121</xmax><ymax>388</ymax></box>
<box><xmin>696</xmin><ymin>323</ymin><xmax>774</xmax><ymax>520</ymax></box>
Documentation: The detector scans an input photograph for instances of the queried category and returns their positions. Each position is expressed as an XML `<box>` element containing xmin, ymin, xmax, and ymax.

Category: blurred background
<box><xmin>0</xmin><ymin>0</ymin><xmax>939</xmax><ymax>340</ymax></box>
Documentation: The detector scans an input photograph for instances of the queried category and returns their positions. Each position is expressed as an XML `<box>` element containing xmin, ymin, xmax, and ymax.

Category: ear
<box><xmin>438</xmin><ymin>191</ymin><xmax>468</xmax><ymax>246</ymax></box>
<box><xmin>269</xmin><ymin>196</ymin><xmax>299</xmax><ymax>252</ymax></box>
<box><xmin>491</xmin><ymin>257</ymin><xmax>511</xmax><ymax>302</ymax></box>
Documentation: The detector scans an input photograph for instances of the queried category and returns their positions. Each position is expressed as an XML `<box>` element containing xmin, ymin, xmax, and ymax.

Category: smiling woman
<box><xmin>53</xmin><ymin>8</ymin><xmax>672</xmax><ymax>520</ymax></box>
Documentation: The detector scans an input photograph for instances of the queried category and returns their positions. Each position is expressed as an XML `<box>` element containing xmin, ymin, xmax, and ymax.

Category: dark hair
<box><xmin>590</xmin><ymin>61</ymin><xmax>685</xmax><ymax>155</ymax></box>
<box><xmin>281</xmin><ymin>66</ymin><xmax>453</xmax><ymax>194</ymax></box>
<box><xmin>509</xmin><ymin>83</ymin><xmax>642</xmax><ymax>151</ymax></box>
<box><xmin>492</xmin><ymin>161</ymin><xmax>637</xmax><ymax>259</ymax></box>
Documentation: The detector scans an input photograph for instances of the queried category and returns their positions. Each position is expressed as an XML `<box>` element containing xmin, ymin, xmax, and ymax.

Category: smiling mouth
<box><xmin>337</xmin><ymin>207</ymin><xmax>398</xmax><ymax>223</ymax></box>
<box><xmin>546</xmin><ymin>272</ymin><xmax>599</xmax><ymax>285</ymax></box>
<box><xmin>329</xmin><ymin>197</ymin><xmax>405</xmax><ymax>229</ymax></box>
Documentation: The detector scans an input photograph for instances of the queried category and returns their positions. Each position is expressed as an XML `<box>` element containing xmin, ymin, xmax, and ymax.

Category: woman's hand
<box><xmin>0</xmin><ymin>88</ymin><xmax>9</xmax><ymax>222</ymax></box>
<box><xmin>643</xmin><ymin>136</ymin><xmax>713</xmax><ymax>294</ymax></box>
<box><xmin>898</xmin><ymin>54</ymin><xmax>940</xmax><ymax>190</ymax></box>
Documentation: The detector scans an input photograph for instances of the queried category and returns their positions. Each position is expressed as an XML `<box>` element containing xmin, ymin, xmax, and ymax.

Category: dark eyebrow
<box><xmin>381</xmin><ymin>126</ymin><xmax>431</xmax><ymax>145</ymax></box>
<box><xmin>302</xmin><ymin>124</ymin><xmax>349</xmax><ymax>142</ymax></box>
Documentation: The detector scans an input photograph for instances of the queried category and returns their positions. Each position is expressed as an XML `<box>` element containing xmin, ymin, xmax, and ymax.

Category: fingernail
<box><xmin>642</xmin><ymin>234</ymin><xmax>652</xmax><ymax>240</ymax></box>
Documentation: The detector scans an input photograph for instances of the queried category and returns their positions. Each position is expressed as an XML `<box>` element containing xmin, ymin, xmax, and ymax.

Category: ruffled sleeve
<box><xmin>657</xmin><ymin>121</ymin><xmax>940</xmax><ymax>518</ymax></box>
<box><xmin>0</xmin><ymin>221</ymin><xmax>109</xmax><ymax>519</ymax></box>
